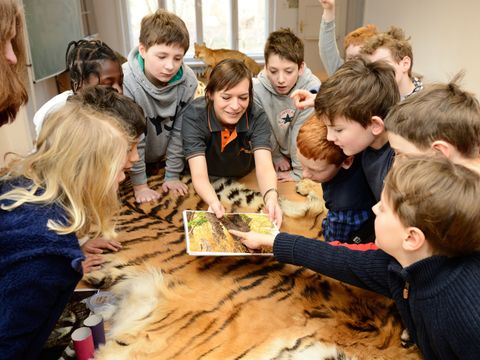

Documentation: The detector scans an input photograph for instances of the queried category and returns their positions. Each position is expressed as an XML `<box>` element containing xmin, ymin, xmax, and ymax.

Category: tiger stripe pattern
<box><xmin>83</xmin><ymin>172</ymin><xmax>420</xmax><ymax>360</ymax></box>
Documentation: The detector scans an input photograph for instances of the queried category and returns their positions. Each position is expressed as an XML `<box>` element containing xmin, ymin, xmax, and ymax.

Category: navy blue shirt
<box><xmin>361</xmin><ymin>142</ymin><xmax>395</xmax><ymax>201</ymax></box>
<box><xmin>322</xmin><ymin>155</ymin><xmax>375</xmax><ymax>242</ymax></box>
<box><xmin>273</xmin><ymin>233</ymin><xmax>480</xmax><ymax>360</ymax></box>
<box><xmin>0</xmin><ymin>179</ymin><xmax>84</xmax><ymax>359</ymax></box>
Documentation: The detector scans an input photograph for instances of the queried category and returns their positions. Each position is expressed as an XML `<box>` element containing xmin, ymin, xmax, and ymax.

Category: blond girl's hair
<box><xmin>0</xmin><ymin>102</ymin><xmax>133</xmax><ymax>239</ymax></box>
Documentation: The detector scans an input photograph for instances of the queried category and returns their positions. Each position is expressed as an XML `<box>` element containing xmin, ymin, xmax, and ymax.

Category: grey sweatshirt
<box><xmin>123</xmin><ymin>46</ymin><xmax>198</xmax><ymax>185</ymax></box>
<box><xmin>319</xmin><ymin>19</ymin><xmax>344</xmax><ymax>76</ymax></box>
<box><xmin>253</xmin><ymin>66</ymin><xmax>320</xmax><ymax>180</ymax></box>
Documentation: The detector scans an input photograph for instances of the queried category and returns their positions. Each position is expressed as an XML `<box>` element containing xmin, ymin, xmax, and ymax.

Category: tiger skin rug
<box><xmin>82</xmin><ymin>172</ymin><xmax>420</xmax><ymax>360</ymax></box>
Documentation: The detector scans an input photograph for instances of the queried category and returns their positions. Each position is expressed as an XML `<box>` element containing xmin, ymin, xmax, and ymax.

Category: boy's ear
<box><xmin>298</xmin><ymin>61</ymin><xmax>305</xmax><ymax>76</ymax></box>
<box><xmin>138</xmin><ymin>43</ymin><xmax>147</xmax><ymax>58</ymax></box>
<box><xmin>402</xmin><ymin>226</ymin><xmax>426</xmax><ymax>252</ymax></box>
<box><xmin>370</xmin><ymin>116</ymin><xmax>385</xmax><ymax>136</ymax></box>
<box><xmin>399</xmin><ymin>55</ymin><xmax>412</xmax><ymax>73</ymax></box>
<box><xmin>341</xmin><ymin>155</ymin><xmax>354</xmax><ymax>169</ymax></box>
<box><xmin>431</xmin><ymin>140</ymin><xmax>457</xmax><ymax>159</ymax></box>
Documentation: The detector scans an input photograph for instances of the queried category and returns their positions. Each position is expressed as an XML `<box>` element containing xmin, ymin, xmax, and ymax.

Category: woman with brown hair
<box><xmin>182</xmin><ymin>59</ymin><xmax>282</xmax><ymax>226</ymax></box>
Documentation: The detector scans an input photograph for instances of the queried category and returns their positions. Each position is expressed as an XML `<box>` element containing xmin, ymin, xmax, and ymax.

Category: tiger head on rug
<box><xmin>80</xmin><ymin>172</ymin><xmax>419</xmax><ymax>360</ymax></box>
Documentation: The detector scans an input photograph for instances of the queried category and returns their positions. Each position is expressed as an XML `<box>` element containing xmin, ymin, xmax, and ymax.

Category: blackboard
<box><xmin>23</xmin><ymin>0</ymin><xmax>83</xmax><ymax>82</ymax></box>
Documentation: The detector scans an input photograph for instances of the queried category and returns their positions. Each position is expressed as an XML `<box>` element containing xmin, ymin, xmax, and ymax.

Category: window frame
<box><xmin>144</xmin><ymin>0</ymin><xmax>274</xmax><ymax>63</ymax></box>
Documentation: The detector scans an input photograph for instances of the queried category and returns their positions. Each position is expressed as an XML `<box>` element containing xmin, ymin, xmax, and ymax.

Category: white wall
<box><xmin>364</xmin><ymin>0</ymin><xmax>480</xmax><ymax>96</ymax></box>
<box><xmin>91</xmin><ymin>0</ymin><xmax>130</xmax><ymax>56</ymax></box>
<box><xmin>274</xmin><ymin>0</ymin><xmax>299</xmax><ymax>30</ymax></box>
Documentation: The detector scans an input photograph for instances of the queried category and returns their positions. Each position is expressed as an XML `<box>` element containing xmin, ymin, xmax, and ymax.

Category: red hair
<box><xmin>297</xmin><ymin>115</ymin><xmax>347</xmax><ymax>166</ymax></box>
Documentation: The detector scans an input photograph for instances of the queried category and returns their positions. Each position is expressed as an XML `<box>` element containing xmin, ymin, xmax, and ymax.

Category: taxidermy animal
<box><xmin>194</xmin><ymin>42</ymin><xmax>263</xmax><ymax>79</ymax></box>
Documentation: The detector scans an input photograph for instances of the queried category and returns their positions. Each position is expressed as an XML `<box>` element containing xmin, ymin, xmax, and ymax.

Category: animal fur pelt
<box><xmin>194</xmin><ymin>42</ymin><xmax>263</xmax><ymax>80</ymax></box>
<box><xmin>83</xmin><ymin>172</ymin><xmax>420</xmax><ymax>360</ymax></box>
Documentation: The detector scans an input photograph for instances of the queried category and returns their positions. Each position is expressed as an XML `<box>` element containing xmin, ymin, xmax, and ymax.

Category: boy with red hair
<box><xmin>296</xmin><ymin>116</ymin><xmax>375</xmax><ymax>243</ymax></box>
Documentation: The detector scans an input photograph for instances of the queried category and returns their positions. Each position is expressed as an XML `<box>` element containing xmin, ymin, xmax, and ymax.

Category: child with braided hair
<box><xmin>33</xmin><ymin>39</ymin><xmax>123</xmax><ymax>136</ymax></box>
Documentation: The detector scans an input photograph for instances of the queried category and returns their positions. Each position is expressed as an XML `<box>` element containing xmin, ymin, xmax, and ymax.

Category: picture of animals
<box><xmin>184</xmin><ymin>210</ymin><xmax>276</xmax><ymax>255</ymax></box>
<box><xmin>194</xmin><ymin>42</ymin><xmax>263</xmax><ymax>80</ymax></box>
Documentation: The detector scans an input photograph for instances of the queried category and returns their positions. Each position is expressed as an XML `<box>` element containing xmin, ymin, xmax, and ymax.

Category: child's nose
<box><xmin>4</xmin><ymin>41</ymin><xmax>17</xmax><ymax>65</ymax></box>
<box><xmin>326</xmin><ymin>129</ymin><xmax>335</xmax><ymax>142</ymax></box>
<box><xmin>112</xmin><ymin>83</ymin><xmax>123</xmax><ymax>95</ymax></box>
<box><xmin>372</xmin><ymin>202</ymin><xmax>380</xmax><ymax>214</ymax></box>
<box><xmin>165</xmin><ymin>59</ymin><xmax>174</xmax><ymax>70</ymax></box>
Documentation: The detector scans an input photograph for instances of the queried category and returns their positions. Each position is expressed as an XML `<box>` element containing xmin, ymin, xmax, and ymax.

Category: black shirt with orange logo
<box><xmin>182</xmin><ymin>97</ymin><xmax>271</xmax><ymax>178</ymax></box>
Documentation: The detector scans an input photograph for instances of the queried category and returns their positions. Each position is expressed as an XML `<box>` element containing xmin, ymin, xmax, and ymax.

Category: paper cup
<box><xmin>71</xmin><ymin>327</ymin><xmax>94</xmax><ymax>360</ymax></box>
<box><xmin>84</xmin><ymin>314</ymin><xmax>106</xmax><ymax>349</ymax></box>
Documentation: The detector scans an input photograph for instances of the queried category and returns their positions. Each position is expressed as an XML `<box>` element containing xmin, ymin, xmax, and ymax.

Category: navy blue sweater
<box><xmin>0</xmin><ymin>181</ymin><xmax>84</xmax><ymax>359</ymax></box>
<box><xmin>274</xmin><ymin>233</ymin><xmax>480</xmax><ymax>359</ymax></box>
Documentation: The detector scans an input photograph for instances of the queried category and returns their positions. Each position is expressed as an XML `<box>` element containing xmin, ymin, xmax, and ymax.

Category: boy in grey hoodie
<box><xmin>123</xmin><ymin>9</ymin><xmax>198</xmax><ymax>203</ymax></box>
<box><xmin>253</xmin><ymin>28</ymin><xmax>320</xmax><ymax>182</ymax></box>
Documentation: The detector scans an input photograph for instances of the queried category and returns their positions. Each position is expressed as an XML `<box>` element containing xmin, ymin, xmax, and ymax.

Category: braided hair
<box><xmin>65</xmin><ymin>39</ymin><xmax>119</xmax><ymax>92</ymax></box>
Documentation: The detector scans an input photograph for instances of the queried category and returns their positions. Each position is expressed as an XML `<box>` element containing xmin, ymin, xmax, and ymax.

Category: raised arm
<box><xmin>318</xmin><ymin>0</ymin><xmax>344</xmax><ymax>76</ymax></box>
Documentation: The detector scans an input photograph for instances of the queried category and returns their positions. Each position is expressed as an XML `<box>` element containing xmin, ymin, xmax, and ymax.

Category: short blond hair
<box><xmin>1</xmin><ymin>102</ymin><xmax>133</xmax><ymax>239</ymax></box>
<box><xmin>384</xmin><ymin>155</ymin><xmax>480</xmax><ymax>256</ymax></box>
<box><xmin>361</xmin><ymin>26</ymin><xmax>414</xmax><ymax>77</ymax></box>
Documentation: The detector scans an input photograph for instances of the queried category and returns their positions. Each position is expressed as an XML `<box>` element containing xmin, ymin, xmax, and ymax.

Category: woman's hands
<box><xmin>208</xmin><ymin>199</ymin><xmax>226</xmax><ymax>219</ymax></box>
<box><xmin>263</xmin><ymin>190</ymin><xmax>283</xmax><ymax>228</ymax></box>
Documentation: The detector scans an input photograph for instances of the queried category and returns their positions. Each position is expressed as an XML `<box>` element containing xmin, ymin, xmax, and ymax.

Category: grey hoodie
<box><xmin>123</xmin><ymin>46</ymin><xmax>198</xmax><ymax>185</ymax></box>
<box><xmin>253</xmin><ymin>65</ymin><xmax>320</xmax><ymax>180</ymax></box>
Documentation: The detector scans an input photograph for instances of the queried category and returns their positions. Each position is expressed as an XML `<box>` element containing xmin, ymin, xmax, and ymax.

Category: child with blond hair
<box><xmin>0</xmin><ymin>101</ymin><xmax>142</xmax><ymax>357</ymax></box>
<box><xmin>361</xmin><ymin>26</ymin><xmax>423</xmax><ymax>99</ymax></box>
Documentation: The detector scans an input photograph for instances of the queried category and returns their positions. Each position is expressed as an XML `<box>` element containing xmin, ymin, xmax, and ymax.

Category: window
<box><xmin>125</xmin><ymin>0</ymin><xmax>158</xmax><ymax>49</ymax></box>
<box><xmin>125</xmin><ymin>0</ymin><xmax>272</xmax><ymax>60</ymax></box>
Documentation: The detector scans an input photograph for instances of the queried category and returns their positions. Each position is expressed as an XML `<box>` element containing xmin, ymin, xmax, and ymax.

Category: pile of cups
<box><xmin>71</xmin><ymin>291</ymin><xmax>117</xmax><ymax>359</ymax></box>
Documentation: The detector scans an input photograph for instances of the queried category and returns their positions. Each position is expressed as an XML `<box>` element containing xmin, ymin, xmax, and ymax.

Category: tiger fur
<box><xmin>82</xmin><ymin>172</ymin><xmax>420</xmax><ymax>360</ymax></box>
